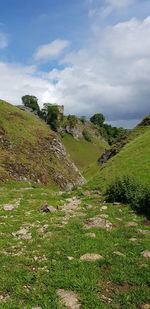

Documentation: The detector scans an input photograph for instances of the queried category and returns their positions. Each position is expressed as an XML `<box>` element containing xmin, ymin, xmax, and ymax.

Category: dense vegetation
<box><xmin>105</xmin><ymin>176</ymin><xmax>150</xmax><ymax>216</ymax></box>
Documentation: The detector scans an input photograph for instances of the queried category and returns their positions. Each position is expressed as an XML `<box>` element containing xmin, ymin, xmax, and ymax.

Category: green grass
<box><xmin>62</xmin><ymin>134</ymin><xmax>108</xmax><ymax>180</ymax></box>
<box><xmin>0</xmin><ymin>100</ymin><xmax>84</xmax><ymax>188</ymax></box>
<box><xmin>88</xmin><ymin>123</ymin><xmax>150</xmax><ymax>190</ymax></box>
<box><xmin>0</xmin><ymin>182</ymin><xmax>150</xmax><ymax>308</ymax></box>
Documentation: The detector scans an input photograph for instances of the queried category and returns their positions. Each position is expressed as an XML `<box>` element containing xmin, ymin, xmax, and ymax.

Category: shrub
<box><xmin>67</xmin><ymin>115</ymin><xmax>78</xmax><ymax>128</ymax></box>
<box><xmin>105</xmin><ymin>176</ymin><xmax>150</xmax><ymax>216</ymax></box>
<box><xmin>82</xmin><ymin>129</ymin><xmax>92</xmax><ymax>142</ymax></box>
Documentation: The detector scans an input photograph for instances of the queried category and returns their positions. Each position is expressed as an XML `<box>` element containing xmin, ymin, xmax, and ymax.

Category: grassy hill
<box><xmin>88</xmin><ymin>115</ymin><xmax>150</xmax><ymax>190</ymax></box>
<box><xmin>0</xmin><ymin>100</ymin><xmax>85</xmax><ymax>189</ymax></box>
<box><xmin>61</xmin><ymin>134</ymin><xmax>109</xmax><ymax>180</ymax></box>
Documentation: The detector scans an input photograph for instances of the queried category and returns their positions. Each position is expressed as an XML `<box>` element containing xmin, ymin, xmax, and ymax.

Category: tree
<box><xmin>90</xmin><ymin>113</ymin><xmax>105</xmax><ymax>127</ymax></box>
<box><xmin>21</xmin><ymin>95</ymin><xmax>40</xmax><ymax>114</ymax></box>
<box><xmin>41</xmin><ymin>104</ymin><xmax>59</xmax><ymax>131</ymax></box>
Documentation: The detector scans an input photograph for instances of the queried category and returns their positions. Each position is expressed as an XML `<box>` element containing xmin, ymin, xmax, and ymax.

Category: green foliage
<box><xmin>82</xmin><ymin>129</ymin><xmax>92</xmax><ymax>142</ymax></box>
<box><xmin>105</xmin><ymin>176</ymin><xmax>150</xmax><ymax>215</ymax></box>
<box><xmin>21</xmin><ymin>95</ymin><xmax>40</xmax><ymax>114</ymax></box>
<box><xmin>103</xmin><ymin>124</ymin><xmax>127</xmax><ymax>145</ymax></box>
<box><xmin>41</xmin><ymin>104</ymin><xmax>60</xmax><ymax>132</ymax></box>
<box><xmin>90</xmin><ymin>113</ymin><xmax>105</xmax><ymax>127</ymax></box>
<box><xmin>67</xmin><ymin>115</ymin><xmax>78</xmax><ymax>128</ymax></box>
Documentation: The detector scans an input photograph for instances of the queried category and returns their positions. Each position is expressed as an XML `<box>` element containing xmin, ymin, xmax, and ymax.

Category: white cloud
<box><xmin>1</xmin><ymin>16</ymin><xmax>150</xmax><ymax>127</ymax></box>
<box><xmin>0</xmin><ymin>62</ymin><xmax>57</xmax><ymax>106</ymax></box>
<box><xmin>0</xmin><ymin>32</ymin><xmax>9</xmax><ymax>49</ymax></box>
<box><xmin>88</xmin><ymin>0</ymin><xmax>135</xmax><ymax>17</ymax></box>
<box><xmin>34</xmin><ymin>39</ymin><xmax>70</xmax><ymax>61</ymax></box>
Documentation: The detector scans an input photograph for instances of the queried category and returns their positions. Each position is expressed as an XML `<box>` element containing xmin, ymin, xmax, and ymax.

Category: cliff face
<box><xmin>0</xmin><ymin>100</ymin><xmax>85</xmax><ymax>189</ymax></box>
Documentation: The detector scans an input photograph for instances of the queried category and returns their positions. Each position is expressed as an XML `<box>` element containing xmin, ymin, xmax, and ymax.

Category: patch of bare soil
<box><xmin>100</xmin><ymin>281</ymin><xmax>138</xmax><ymax>304</ymax></box>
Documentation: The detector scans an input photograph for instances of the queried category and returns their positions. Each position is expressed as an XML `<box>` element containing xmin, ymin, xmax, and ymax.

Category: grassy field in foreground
<box><xmin>0</xmin><ymin>181</ymin><xmax>150</xmax><ymax>308</ymax></box>
<box><xmin>62</xmin><ymin>134</ymin><xmax>108</xmax><ymax>180</ymax></box>
<box><xmin>88</xmin><ymin>124</ymin><xmax>150</xmax><ymax>191</ymax></box>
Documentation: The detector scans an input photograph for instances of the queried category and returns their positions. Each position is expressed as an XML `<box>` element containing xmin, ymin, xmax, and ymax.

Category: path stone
<box><xmin>80</xmin><ymin>253</ymin><xmax>103</xmax><ymax>261</ymax></box>
<box><xmin>0</xmin><ymin>294</ymin><xmax>9</xmax><ymax>302</ymax></box>
<box><xmin>113</xmin><ymin>251</ymin><xmax>125</xmax><ymax>257</ymax></box>
<box><xmin>39</xmin><ymin>203</ymin><xmax>56</xmax><ymax>213</ymax></box>
<box><xmin>141</xmin><ymin>250</ymin><xmax>150</xmax><ymax>258</ymax></box>
<box><xmin>137</xmin><ymin>229</ymin><xmax>150</xmax><ymax>235</ymax></box>
<box><xmin>140</xmin><ymin>304</ymin><xmax>150</xmax><ymax>309</ymax></box>
<box><xmin>67</xmin><ymin>256</ymin><xmax>74</xmax><ymax>260</ymax></box>
<box><xmin>129</xmin><ymin>237</ymin><xmax>137</xmax><ymax>241</ymax></box>
<box><xmin>85</xmin><ymin>232</ymin><xmax>96</xmax><ymax>238</ymax></box>
<box><xmin>100</xmin><ymin>206</ymin><xmax>108</xmax><ymax>211</ymax></box>
<box><xmin>57</xmin><ymin>289</ymin><xmax>81</xmax><ymax>309</ymax></box>
<box><xmin>83</xmin><ymin>216</ymin><xmax>113</xmax><ymax>231</ymax></box>
<box><xmin>2</xmin><ymin>199</ymin><xmax>20</xmax><ymax>211</ymax></box>
<box><xmin>126</xmin><ymin>221</ymin><xmax>138</xmax><ymax>227</ymax></box>
<box><xmin>12</xmin><ymin>228</ymin><xmax>32</xmax><ymax>240</ymax></box>
<box><xmin>100</xmin><ymin>214</ymin><xmax>109</xmax><ymax>218</ymax></box>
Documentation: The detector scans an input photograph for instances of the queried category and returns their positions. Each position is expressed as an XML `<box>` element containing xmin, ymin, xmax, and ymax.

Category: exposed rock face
<box><xmin>16</xmin><ymin>105</ymin><xmax>39</xmax><ymax>117</ymax></box>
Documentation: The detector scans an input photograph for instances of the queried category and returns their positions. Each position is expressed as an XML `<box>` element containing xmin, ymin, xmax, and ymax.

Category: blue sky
<box><xmin>0</xmin><ymin>0</ymin><xmax>150</xmax><ymax>128</ymax></box>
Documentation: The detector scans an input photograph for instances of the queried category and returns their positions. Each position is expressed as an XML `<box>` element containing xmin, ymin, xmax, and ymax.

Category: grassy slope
<box><xmin>62</xmin><ymin>134</ymin><xmax>109</xmax><ymax>180</ymax></box>
<box><xmin>0</xmin><ymin>182</ymin><xmax>149</xmax><ymax>308</ymax></box>
<box><xmin>89</xmin><ymin>117</ymin><xmax>150</xmax><ymax>190</ymax></box>
<box><xmin>0</xmin><ymin>100</ymin><xmax>83</xmax><ymax>188</ymax></box>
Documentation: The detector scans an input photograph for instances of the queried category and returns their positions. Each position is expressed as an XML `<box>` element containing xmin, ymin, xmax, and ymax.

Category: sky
<box><xmin>0</xmin><ymin>0</ymin><xmax>150</xmax><ymax>128</ymax></box>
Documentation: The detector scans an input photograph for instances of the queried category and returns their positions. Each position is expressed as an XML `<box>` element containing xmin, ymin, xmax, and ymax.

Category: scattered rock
<box><xmin>85</xmin><ymin>204</ymin><xmax>93</xmax><ymax>210</ymax></box>
<box><xmin>85</xmin><ymin>232</ymin><xmax>96</xmax><ymax>238</ymax></box>
<box><xmin>0</xmin><ymin>294</ymin><xmax>9</xmax><ymax>302</ymax></box>
<box><xmin>101</xmin><ymin>294</ymin><xmax>112</xmax><ymax>303</ymax></box>
<box><xmin>137</xmin><ymin>229</ymin><xmax>150</xmax><ymax>235</ymax></box>
<box><xmin>126</xmin><ymin>222</ymin><xmax>138</xmax><ymax>227</ymax></box>
<box><xmin>12</xmin><ymin>228</ymin><xmax>32</xmax><ymax>240</ymax></box>
<box><xmin>140</xmin><ymin>304</ymin><xmax>150</xmax><ymax>309</ymax></box>
<box><xmin>32</xmin><ymin>307</ymin><xmax>42</xmax><ymax>309</ymax></box>
<box><xmin>2</xmin><ymin>199</ymin><xmax>20</xmax><ymax>211</ymax></box>
<box><xmin>67</xmin><ymin>256</ymin><xmax>74</xmax><ymax>261</ymax></box>
<box><xmin>80</xmin><ymin>253</ymin><xmax>103</xmax><ymax>261</ymax></box>
<box><xmin>57</xmin><ymin>289</ymin><xmax>81</xmax><ymax>309</ymax></box>
<box><xmin>141</xmin><ymin>250</ymin><xmax>150</xmax><ymax>258</ymax></box>
<box><xmin>129</xmin><ymin>237</ymin><xmax>137</xmax><ymax>241</ymax></box>
<box><xmin>100</xmin><ymin>214</ymin><xmax>109</xmax><ymax>218</ymax></box>
<box><xmin>84</xmin><ymin>216</ymin><xmax>113</xmax><ymax>231</ymax></box>
<box><xmin>113</xmin><ymin>251</ymin><xmax>125</xmax><ymax>257</ymax></box>
<box><xmin>116</xmin><ymin>218</ymin><xmax>122</xmax><ymax>221</ymax></box>
<box><xmin>39</xmin><ymin>203</ymin><xmax>56</xmax><ymax>213</ymax></box>
<box><xmin>100</xmin><ymin>206</ymin><xmax>108</xmax><ymax>211</ymax></box>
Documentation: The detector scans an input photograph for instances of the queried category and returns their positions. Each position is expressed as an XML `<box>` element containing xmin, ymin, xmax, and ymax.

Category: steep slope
<box><xmin>89</xmin><ymin>115</ymin><xmax>150</xmax><ymax>189</ymax></box>
<box><xmin>62</xmin><ymin>134</ymin><xmax>109</xmax><ymax>180</ymax></box>
<box><xmin>0</xmin><ymin>100</ymin><xmax>85</xmax><ymax>189</ymax></box>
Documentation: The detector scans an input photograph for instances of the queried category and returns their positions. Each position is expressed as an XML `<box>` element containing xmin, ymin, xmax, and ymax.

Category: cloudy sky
<box><xmin>0</xmin><ymin>0</ymin><xmax>150</xmax><ymax>128</ymax></box>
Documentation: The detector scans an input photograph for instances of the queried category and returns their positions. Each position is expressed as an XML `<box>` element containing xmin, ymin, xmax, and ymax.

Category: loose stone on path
<box><xmin>126</xmin><ymin>221</ymin><xmax>138</xmax><ymax>227</ymax></box>
<box><xmin>57</xmin><ymin>289</ymin><xmax>81</xmax><ymax>309</ymax></box>
<box><xmin>80</xmin><ymin>253</ymin><xmax>103</xmax><ymax>261</ymax></box>
<box><xmin>141</xmin><ymin>250</ymin><xmax>150</xmax><ymax>258</ymax></box>
<box><xmin>85</xmin><ymin>232</ymin><xmax>96</xmax><ymax>238</ymax></box>
<box><xmin>83</xmin><ymin>216</ymin><xmax>113</xmax><ymax>231</ymax></box>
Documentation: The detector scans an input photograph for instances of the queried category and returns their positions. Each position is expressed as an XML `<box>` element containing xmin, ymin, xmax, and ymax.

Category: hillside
<box><xmin>89</xmin><ymin>115</ymin><xmax>150</xmax><ymax>190</ymax></box>
<box><xmin>62</xmin><ymin>134</ymin><xmax>109</xmax><ymax>180</ymax></box>
<box><xmin>0</xmin><ymin>100</ymin><xmax>85</xmax><ymax>190</ymax></box>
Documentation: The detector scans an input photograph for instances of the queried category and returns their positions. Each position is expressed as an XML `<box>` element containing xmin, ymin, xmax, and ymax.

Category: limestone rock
<box><xmin>57</xmin><ymin>289</ymin><xmax>81</xmax><ymax>309</ymax></box>
<box><xmin>141</xmin><ymin>250</ymin><xmax>150</xmax><ymax>258</ymax></box>
<box><xmin>39</xmin><ymin>203</ymin><xmax>56</xmax><ymax>213</ymax></box>
<box><xmin>80</xmin><ymin>253</ymin><xmax>103</xmax><ymax>261</ymax></box>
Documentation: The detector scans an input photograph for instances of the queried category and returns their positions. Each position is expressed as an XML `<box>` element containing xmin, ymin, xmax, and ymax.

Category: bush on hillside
<box><xmin>22</xmin><ymin>95</ymin><xmax>40</xmax><ymax>114</ymax></box>
<box><xmin>67</xmin><ymin>115</ymin><xmax>78</xmax><ymax>128</ymax></box>
<box><xmin>82</xmin><ymin>129</ymin><xmax>92</xmax><ymax>142</ymax></box>
<box><xmin>105</xmin><ymin>176</ymin><xmax>150</xmax><ymax>216</ymax></box>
